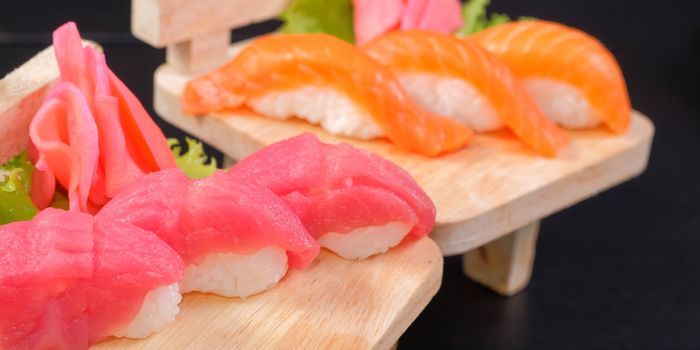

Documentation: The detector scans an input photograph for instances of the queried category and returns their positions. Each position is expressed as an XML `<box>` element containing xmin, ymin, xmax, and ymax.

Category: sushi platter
<box><xmin>1</xmin><ymin>41</ymin><xmax>443</xmax><ymax>349</ymax></box>
<box><xmin>0</xmin><ymin>0</ymin><xmax>656</xmax><ymax>348</ymax></box>
<box><xmin>134</xmin><ymin>0</ymin><xmax>654</xmax><ymax>296</ymax></box>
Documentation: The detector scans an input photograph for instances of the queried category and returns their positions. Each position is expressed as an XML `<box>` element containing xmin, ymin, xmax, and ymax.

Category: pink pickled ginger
<box><xmin>353</xmin><ymin>0</ymin><xmax>463</xmax><ymax>45</ymax></box>
<box><xmin>29</xmin><ymin>22</ymin><xmax>175</xmax><ymax>213</ymax></box>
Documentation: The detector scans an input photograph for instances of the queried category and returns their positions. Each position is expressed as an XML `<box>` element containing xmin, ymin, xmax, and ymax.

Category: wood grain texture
<box><xmin>463</xmin><ymin>221</ymin><xmax>540</xmax><ymax>296</ymax></box>
<box><xmin>153</xmin><ymin>59</ymin><xmax>654</xmax><ymax>256</ymax></box>
<box><xmin>131</xmin><ymin>0</ymin><xmax>289</xmax><ymax>47</ymax></box>
<box><xmin>0</xmin><ymin>45</ymin><xmax>57</xmax><ymax>164</ymax></box>
<box><xmin>93</xmin><ymin>238</ymin><xmax>443</xmax><ymax>350</ymax></box>
<box><xmin>166</xmin><ymin>31</ymin><xmax>232</xmax><ymax>74</ymax></box>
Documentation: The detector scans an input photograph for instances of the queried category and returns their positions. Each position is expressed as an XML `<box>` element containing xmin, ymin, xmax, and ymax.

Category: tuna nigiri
<box><xmin>182</xmin><ymin>33</ymin><xmax>473</xmax><ymax>157</ymax></box>
<box><xmin>228</xmin><ymin>133</ymin><xmax>436</xmax><ymax>260</ymax></box>
<box><xmin>362</xmin><ymin>30</ymin><xmax>569</xmax><ymax>157</ymax></box>
<box><xmin>0</xmin><ymin>208</ymin><xmax>184</xmax><ymax>349</ymax></box>
<box><xmin>472</xmin><ymin>20</ymin><xmax>632</xmax><ymax>133</ymax></box>
<box><xmin>96</xmin><ymin>169</ymin><xmax>319</xmax><ymax>298</ymax></box>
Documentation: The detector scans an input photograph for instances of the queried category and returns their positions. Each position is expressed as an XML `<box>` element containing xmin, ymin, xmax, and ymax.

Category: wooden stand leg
<box><xmin>462</xmin><ymin>221</ymin><xmax>540</xmax><ymax>296</ymax></box>
<box><xmin>166</xmin><ymin>31</ymin><xmax>231</xmax><ymax>74</ymax></box>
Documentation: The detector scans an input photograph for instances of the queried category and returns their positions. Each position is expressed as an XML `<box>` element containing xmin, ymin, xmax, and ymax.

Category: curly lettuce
<box><xmin>279</xmin><ymin>0</ymin><xmax>355</xmax><ymax>43</ymax></box>
<box><xmin>168</xmin><ymin>137</ymin><xmax>218</xmax><ymax>179</ymax></box>
<box><xmin>1</xmin><ymin>152</ymin><xmax>38</xmax><ymax>224</ymax></box>
<box><xmin>457</xmin><ymin>0</ymin><xmax>532</xmax><ymax>36</ymax></box>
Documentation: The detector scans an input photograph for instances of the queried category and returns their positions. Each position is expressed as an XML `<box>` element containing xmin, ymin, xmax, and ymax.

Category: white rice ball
<box><xmin>524</xmin><ymin>78</ymin><xmax>602</xmax><ymax>129</ymax></box>
<box><xmin>113</xmin><ymin>283</ymin><xmax>182</xmax><ymax>339</ymax></box>
<box><xmin>318</xmin><ymin>222</ymin><xmax>413</xmax><ymax>260</ymax></box>
<box><xmin>248</xmin><ymin>86</ymin><xmax>384</xmax><ymax>139</ymax></box>
<box><xmin>399</xmin><ymin>73</ymin><xmax>503</xmax><ymax>132</ymax></box>
<box><xmin>179</xmin><ymin>247</ymin><xmax>288</xmax><ymax>298</ymax></box>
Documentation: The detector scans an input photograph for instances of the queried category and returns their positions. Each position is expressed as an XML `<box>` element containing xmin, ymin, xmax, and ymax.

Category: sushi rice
<box><xmin>248</xmin><ymin>86</ymin><xmax>384</xmax><ymax>139</ymax></box>
<box><xmin>399</xmin><ymin>73</ymin><xmax>504</xmax><ymax>132</ymax></box>
<box><xmin>318</xmin><ymin>222</ymin><xmax>413</xmax><ymax>260</ymax></box>
<box><xmin>179</xmin><ymin>247</ymin><xmax>289</xmax><ymax>298</ymax></box>
<box><xmin>114</xmin><ymin>284</ymin><xmax>182</xmax><ymax>339</ymax></box>
<box><xmin>524</xmin><ymin>78</ymin><xmax>602</xmax><ymax>129</ymax></box>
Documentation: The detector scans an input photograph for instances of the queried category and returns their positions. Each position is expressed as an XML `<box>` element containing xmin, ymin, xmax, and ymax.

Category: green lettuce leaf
<box><xmin>1</xmin><ymin>152</ymin><xmax>38</xmax><ymax>224</ymax></box>
<box><xmin>457</xmin><ymin>0</ymin><xmax>532</xmax><ymax>36</ymax></box>
<box><xmin>279</xmin><ymin>0</ymin><xmax>355</xmax><ymax>43</ymax></box>
<box><xmin>168</xmin><ymin>137</ymin><xmax>218</xmax><ymax>179</ymax></box>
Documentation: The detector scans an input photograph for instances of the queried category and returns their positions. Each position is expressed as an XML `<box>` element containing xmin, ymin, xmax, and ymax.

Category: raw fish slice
<box><xmin>96</xmin><ymin>169</ymin><xmax>319</xmax><ymax>297</ymax></box>
<box><xmin>183</xmin><ymin>33</ymin><xmax>473</xmax><ymax>157</ymax></box>
<box><xmin>228</xmin><ymin>133</ymin><xmax>436</xmax><ymax>259</ymax></box>
<box><xmin>363</xmin><ymin>30</ymin><xmax>569</xmax><ymax>157</ymax></box>
<box><xmin>472</xmin><ymin>20</ymin><xmax>631</xmax><ymax>133</ymax></box>
<box><xmin>0</xmin><ymin>208</ymin><xmax>184</xmax><ymax>350</ymax></box>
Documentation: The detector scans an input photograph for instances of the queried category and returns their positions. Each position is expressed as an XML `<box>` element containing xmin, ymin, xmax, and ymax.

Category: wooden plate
<box><xmin>94</xmin><ymin>238</ymin><xmax>442</xmax><ymax>350</ymax></box>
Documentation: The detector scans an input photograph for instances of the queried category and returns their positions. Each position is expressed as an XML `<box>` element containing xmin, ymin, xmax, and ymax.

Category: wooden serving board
<box><xmin>153</xmin><ymin>60</ymin><xmax>655</xmax><ymax>257</ymax></box>
<box><xmin>94</xmin><ymin>238</ymin><xmax>442</xmax><ymax>350</ymax></box>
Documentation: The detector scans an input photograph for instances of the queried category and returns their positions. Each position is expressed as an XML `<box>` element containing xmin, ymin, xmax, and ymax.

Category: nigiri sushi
<box><xmin>0</xmin><ymin>208</ymin><xmax>184</xmax><ymax>349</ymax></box>
<box><xmin>472</xmin><ymin>20</ymin><xmax>631</xmax><ymax>133</ymax></box>
<box><xmin>362</xmin><ymin>30</ymin><xmax>569</xmax><ymax>157</ymax></box>
<box><xmin>228</xmin><ymin>133</ymin><xmax>436</xmax><ymax>260</ymax></box>
<box><xmin>182</xmin><ymin>33</ymin><xmax>473</xmax><ymax>157</ymax></box>
<box><xmin>96</xmin><ymin>169</ymin><xmax>319</xmax><ymax>298</ymax></box>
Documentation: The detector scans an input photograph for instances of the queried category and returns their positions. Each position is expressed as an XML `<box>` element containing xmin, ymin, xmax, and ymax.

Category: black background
<box><xmin>1</xmin><ymin>1</ymin><xmax>699</xmax><ymax>349</ymax></box>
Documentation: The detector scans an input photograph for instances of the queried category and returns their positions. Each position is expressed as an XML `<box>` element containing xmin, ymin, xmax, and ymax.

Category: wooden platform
<box><xmin>93</xmin><ymin>238</ymin><xmax>442</xmax><ymax>350</ymax></box>
<box><xmin>153</xmin><ymin>61</ymin><xmax>655</xmax><ymax>257</ymax></box>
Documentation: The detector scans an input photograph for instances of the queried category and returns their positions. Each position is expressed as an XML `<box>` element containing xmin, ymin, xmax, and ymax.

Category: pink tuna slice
<box><xmin>227</xmin><ymin>133</ymin><xmax>436</xmax><ymax>242</ymax></box>
<box><xmin>29</xmin><ymin>22</ymin><xmax>175</xmax><ymax>212</ymax></box>
<box><xmin>96</xmin><ymin>169</ymin><xmax>319</xmax><ymax>269</ymax></box>
<box><xmin>0</xmin><ymin>208</ymin><xmax>183</xmax><ymax>350</ymax></box>
<box><xmin>353</xmin><ymin>0</ymin><xmax>463</xmax><ymax>45</ymax></box>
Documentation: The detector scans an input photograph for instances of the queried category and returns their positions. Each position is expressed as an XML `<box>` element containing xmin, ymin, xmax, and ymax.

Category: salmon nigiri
<box><xmin>182</xmin><ymin>33</ymin><xmax>473</xmax><ymax>157</ymax></box>
<box><xmin>472</xmin><ymin>20</ymin><xmax>632</xmax><ymax>133</ymax></box>
<box><xmin>362</xmin><ymin>30</ymin><xmax>569</xmax><ymax>157</ymax></box>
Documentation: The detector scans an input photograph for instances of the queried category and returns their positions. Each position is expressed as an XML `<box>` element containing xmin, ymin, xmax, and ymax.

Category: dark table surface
<box><xmin>1</xmin><ymin>1</ymin><xmax>699</xmax><ymax>349</ymax></box>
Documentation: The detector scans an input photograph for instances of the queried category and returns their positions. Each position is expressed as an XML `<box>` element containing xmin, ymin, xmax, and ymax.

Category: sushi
<box><xmin>0</xmin><ymin>208</ymin><xmax>184</xmax><ymax>349</ymax></box>
<box><xmin>182</xmin><ymin>33</ymin><xmax>473</xmax><ymax>157</ymax></box>
<box><xmin>96</xmin><ymin>169</ymin><xmax>319</xmax><ymax>298</ymax></box>
<box><xmin>362</xmin><ymin>30</ymin><xmax>569</xmax><ymax>157</ymax></box>
<box><xmin>29</xmin><ymin>22</ymin><xmax>175</xmax><ymax>212</ymax></box>
<box><xmin>472</xmin><ymin>20</ymin><xmax>631</xmax><ymax>133</ymax></box>
<box><xmin>228</xmin><ymin>133</ymin><xmax>436</xmax><ymax>260</ymax></box>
